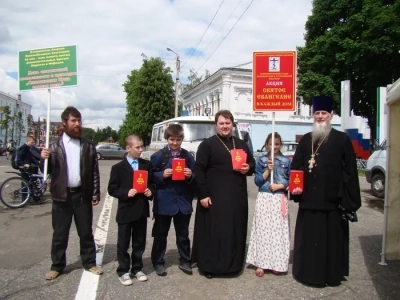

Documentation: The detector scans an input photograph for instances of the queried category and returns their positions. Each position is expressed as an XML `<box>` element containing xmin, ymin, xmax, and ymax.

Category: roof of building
<box><xmin>181</xmin><ymin>67</ymin><xmax>252</xmax><ymax>96</ymax></box>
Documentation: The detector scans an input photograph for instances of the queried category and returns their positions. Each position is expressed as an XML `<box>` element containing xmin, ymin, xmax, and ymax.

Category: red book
<box><xmin>172</xmin><ymin>158</ymin><xmax>186</xmax><ymax>180</ymax></box>
<box><xmin>289</xmin><ymin>170</ymin><xmax>304</xmax><ymax>192</ymax></box>
<box><xmin>231</xmin><ymin>149</ymin><xmax>247</xmax><ymax>171</ymax></box>
<box><xmin>133</xmin><ymin>170</ymin><xmax>148</xmax><ymax>193</ymax></box>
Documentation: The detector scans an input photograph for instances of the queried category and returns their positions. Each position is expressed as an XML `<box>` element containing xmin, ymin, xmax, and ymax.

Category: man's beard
<box><xmin>64</xmin><ymin>125</ymin><xmax>82</xmax><ymax>138</ymax></box>
<box><xmin>312</xmin><ymin>120</ymin><xmax>331</xmax><ymax>143</ymax></box>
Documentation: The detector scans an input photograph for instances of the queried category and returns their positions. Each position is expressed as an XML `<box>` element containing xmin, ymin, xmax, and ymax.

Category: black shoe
<box><xmin>203</xmin><ymin>271</ymin><xmax>213</xmax><ymax>279</ymax></box>
<box><xmin>178</xmin><ymin>263</ymin><xmax>193</xmax><ymax>275</ymax></box>
<box><xmin>154</xmin><ymin>264</ymin><xmax>167</xmax><ymax>276</ymax></box>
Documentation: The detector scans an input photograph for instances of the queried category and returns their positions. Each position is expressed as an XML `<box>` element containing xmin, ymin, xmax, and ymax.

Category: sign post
<box><xmin>18</xmin><ymin>45</ymin><xmax>78</xmax><ymax>182</ymax></box>
<box><xmin>252</xmin><ymin>51</ymin><xmax>297</xmax><ymax>182</ymax></box>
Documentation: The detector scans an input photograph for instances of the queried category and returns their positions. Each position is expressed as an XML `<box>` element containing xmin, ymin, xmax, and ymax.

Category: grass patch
<box><xmin>358</xmin><ymin>170</ymin><xmax>365</xmax><ymax>177</ymax></box>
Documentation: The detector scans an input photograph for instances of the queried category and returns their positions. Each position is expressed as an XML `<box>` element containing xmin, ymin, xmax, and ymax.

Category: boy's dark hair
<box><xmin>164</xmin><ymin>124</ymin><xmax>184</xmax><ymax>139</ymax></box>
<box><xmin>61</xmin><ymin>106</ymin><xmax>81</xmax><ymax>121</ymax></box>
<box><xmin>215</xmin><ymin>110</ymin><xmax>234</xmax><ymax>123</ymax></box>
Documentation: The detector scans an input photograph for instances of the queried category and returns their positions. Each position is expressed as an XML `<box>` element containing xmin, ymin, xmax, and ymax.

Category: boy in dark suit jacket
<box><xmin>150</xmin><ymin>124</ymin><xmax>195</xmax><ymax>276</ymax></box>
<box><xmin>108</xmin><ymin>134</ymin><xmax>155</xmax><ymax>286</ymax></box>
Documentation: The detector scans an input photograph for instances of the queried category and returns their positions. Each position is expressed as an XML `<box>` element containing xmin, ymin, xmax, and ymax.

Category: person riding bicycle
<box><xmin>17</xmin><ymin>136</ymin><xmax>39</xmax><ymax>182</ymax></box>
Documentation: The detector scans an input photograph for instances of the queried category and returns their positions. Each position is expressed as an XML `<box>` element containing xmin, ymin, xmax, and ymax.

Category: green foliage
<box><xmin>15</xmin><ymin>111</ymin><xmax>24</xmax><ymax>145</ymax></box>
<box><xmin>27</xmin><ymin>116</ymin><xmax>42</xmax><ymax>144</ymax></box>
<box><xmin>0</xmin><ymin>106</ymin><xmax>12</xmax><ymax>144</ymax></box>
<box><xmin>182</xmin><ymin>69</ymin><xmax>211</xmax><ymax>93</ymax></box>
<box><xmin>297</xmin><ymin>0</ymin><xmax>400</xmax><ymax>138</ymax></box>
<box><xmin>120</xmin><ymin>57</ymin><xmax>175</xmax><ymax>145</ymax></box>
<box><xmin>82</xmin><ymin>127</ymin><xmax>96</xmax><ymax>142</ymax></box>
<box><xmin>26</xmin><ymin>114</ymin><xmax>33</xmax><ymax>134</ymax></box>
<box><xmin>82</xmin><ymin>126</ymin><xmax>119</xmax><ymax>145</ymax></box>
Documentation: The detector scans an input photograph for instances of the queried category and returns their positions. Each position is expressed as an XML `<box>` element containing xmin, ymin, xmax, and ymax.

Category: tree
<box><xmin>120</xmin><ymin>57</ymin><xmax>175</xmax><ymax>146</ymax></box>
<box><xmin>182</xmin><ymin>69</ymin><xmax>211</xmax><ymax>93</ymax></box>
<box><xmin>88</xmin><ymin>126</ymin><xmax>119</xmax><ymax>145</ymax></box>
<box><xmin>0</xmin><ymin>106</ymin><xmax>12</xmax><ymax>145</ymax></box>
<box><xmin>15</xmin><ymin>111</ymin><xmax>24</xmax><ymax>146</ymax></box>
<box><xmin>30</xmin><ymin>117</ymin><xmax>42</xmax><ymax>145</ymax></box>
<box><xmin>82</xmin><ymin>127</ymin><xmax>96</xmax><ymax>142</ymax></box>
<box><xmin>297</xmin><ymin>0</ymin><xmax>400</xmax><ymax>139</ymax></box>
<box><xmin>27</xmin><ymin>114</ymin><xmax>34</xmax><ymax>135</ymax></box>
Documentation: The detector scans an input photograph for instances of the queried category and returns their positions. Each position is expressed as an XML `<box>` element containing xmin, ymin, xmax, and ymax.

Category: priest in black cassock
<box><xmin>191</xmin><ymin>110</ymin><xmax>255</xmax><ymax>279</ymax></box>
<box><xmin>290</xmin><ymin>95</ymin><xmax>361</xmax><ymax>287</ymax></box>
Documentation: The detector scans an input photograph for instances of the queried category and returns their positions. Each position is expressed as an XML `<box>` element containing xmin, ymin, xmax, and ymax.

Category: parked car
<box><xmin>253</xmin><ymin>141</ymin><xmax>298</xmax><ymax>161</ymax></box>
<box><xmin>281</xmin><ymin>141</ymin><xmax>298</xmax><ymax>160</ymax></box>
<box><xmin>0</xmin><ymin>143</ymin><xmax>6</xmax><ymax>156</ymax></box>
<box><xmin>96</xmin><ymin>144</ymin><xmax>127</xmax><ymax>160</ymax></box>
<box><xmin>365</xmin><ymin>139</ymin><xmax>386</xmax><ymax>198</ymax></box>
<box><xmin>240</xmin><ymin>131</ymin><xmax>254</xmax><ymax>155</ymax></box>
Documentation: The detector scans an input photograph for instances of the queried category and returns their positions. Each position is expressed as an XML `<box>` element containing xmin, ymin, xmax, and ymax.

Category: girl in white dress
<box><xmin>246</xmin><ymin>132</ymin><xmax>291</xmax><ymax>277</ymax></box>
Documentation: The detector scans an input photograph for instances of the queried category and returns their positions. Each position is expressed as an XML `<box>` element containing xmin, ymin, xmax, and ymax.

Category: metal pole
<box><xmin>380</xmin><ymin>97</ymin><xmax>390</xmax><ymax>266</ymax></box>
<box><xmin>174</xmin><ymin>55</ymin><xmax>180</xmax><ymax>118</ymax></box>
<box><xmin>43</xmin><ymin>89</ymin><xmax>51</xmax><ymax>181</ymax></box>
<box><xmin>271</xmin><ymin>112</ymin><xmax>275</xmax><ymax>183</ymax></box>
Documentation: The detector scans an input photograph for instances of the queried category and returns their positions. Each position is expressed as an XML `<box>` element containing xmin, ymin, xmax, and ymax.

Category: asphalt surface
<box><xmin>0</xmin><ymin>157</ymin><xmax>399</xmax><ymax>300</ymax></box>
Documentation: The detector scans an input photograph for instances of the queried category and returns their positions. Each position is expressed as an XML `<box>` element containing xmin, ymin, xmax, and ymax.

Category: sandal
<box><xmin>255</xmin><ymin>268</ymin><xmax>264</xmax><ymax>277</ymax></box>
<box><xmin>45</xmin><ymin>270</ymin><xmax>60</xmax><ymax>280</ymax></box>
<box><xmin>87</xmin><ymin>266</ymin><xmax>104</xmax><ymax>275</ymax></box>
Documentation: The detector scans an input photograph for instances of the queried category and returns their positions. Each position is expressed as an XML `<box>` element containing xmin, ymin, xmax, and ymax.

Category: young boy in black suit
<box><xmin>108</xmin><ymin>134</ymin><xmax>155</xmax><ymax>286</ymax></box>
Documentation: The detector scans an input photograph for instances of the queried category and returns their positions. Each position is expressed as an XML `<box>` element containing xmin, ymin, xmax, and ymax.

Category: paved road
<box><xmin>0</xmin><ymin>157</ymin><xmax>399</xmax><ymax>300</ymax></box>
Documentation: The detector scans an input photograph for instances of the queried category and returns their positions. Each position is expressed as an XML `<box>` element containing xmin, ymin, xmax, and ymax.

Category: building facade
<box><xmin>180</xmin><ymin>67</ymin><xmax>341</xmax><ymax>151</ymax></box>
<box><xmin>0</xmin><ymin>91</ymin><xmax>32</xmax><ymax>147</ymax></box>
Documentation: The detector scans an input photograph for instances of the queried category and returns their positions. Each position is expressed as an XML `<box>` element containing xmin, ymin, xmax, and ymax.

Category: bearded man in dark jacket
<box><xmin>41</xmin><ymin>106</ymin><xmax>103</xmax><ymax>280</ymax></box>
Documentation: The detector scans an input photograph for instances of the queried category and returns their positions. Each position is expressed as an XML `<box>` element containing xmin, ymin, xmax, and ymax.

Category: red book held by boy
<box><xmin>289</xmin><ymin>170</ymin><xmax>304</xmax><ymax>192</ymax></box>
<box><xmin>230</xmin><ymin>149</ymin><xmax>247</xmax><ymax>171</ymax></box>
<box><xmin>133</xmin><ymin>170</ymin><xmax>148</xmax><ymax>193</ymax></box>
<box><xmin>172</xmin><ymin>158</ymin><xmax>186</xmax><ymax>180</ymax></box>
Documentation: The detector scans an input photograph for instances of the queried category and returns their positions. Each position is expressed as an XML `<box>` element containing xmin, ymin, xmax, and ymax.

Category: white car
<box><xmin>254</xmin><ymin>141</ymin><xmax>298</xmax><ymax>160</ymax></box>
<box><xmin>365</xmin><ymin>139</ymin><xmax>386</xmax><ymax>198</ymax></box>
<box><xmin>281</xmin><ymin>141</ymin><xmax>298</xmax><ymax>160</ymax></box>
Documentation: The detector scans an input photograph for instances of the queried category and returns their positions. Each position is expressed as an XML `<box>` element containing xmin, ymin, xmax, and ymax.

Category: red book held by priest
<box><xmin>230</xmin><ymin>149</ymin><xmax>247</xmax><ymax>171</ymax></box>
<box><xmin>133</xmin><ymin>170</ymin><xmax>148</xmax><ymax>193</ymax></box>
<box><xmin>172</xmin><ymin>158</ymin><xmax>186</xmax><ymax>180</ymax></box>
<box><xmin>289</xmin><ymin>170</ymin><xmax>304</xmax><ymax>192</ymax></box>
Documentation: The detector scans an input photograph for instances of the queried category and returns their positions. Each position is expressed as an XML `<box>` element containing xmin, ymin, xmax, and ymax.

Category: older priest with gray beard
<box><xmin>290</xmin><ymin>95</ymin><xmax>361</xmax><ymax>287</ymax></box>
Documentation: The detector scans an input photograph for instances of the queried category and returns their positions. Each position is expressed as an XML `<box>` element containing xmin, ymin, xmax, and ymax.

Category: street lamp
<box><xmin>167</xmin><ymin>47</ymin><xmax>180</xmax><ymax>118</ymax></box>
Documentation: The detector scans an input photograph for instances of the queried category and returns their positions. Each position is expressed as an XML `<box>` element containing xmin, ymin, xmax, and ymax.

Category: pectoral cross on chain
<box><xmin>308</xmin><ymin>154</ymin><xmax>315</xmax><ymax>173</ymax></box>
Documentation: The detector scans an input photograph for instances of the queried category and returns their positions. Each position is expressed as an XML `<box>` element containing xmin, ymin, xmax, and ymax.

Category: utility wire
<box><xmin>181</xmin><ymin>0</ymin><xmax>226</xmax><ymax>68</ymax></box>
<box><xmin>195</xmin><ymin>0</ymin><xmax>254</xmax><ymax>74</ymax></box>
<box><xmin>230</xmin><ymin>61</ymin><xmax>252</xmax><ymax>68</ymax></box>
<box><xmin>200</xmin><ymin>0</ymin><xmax>244</xmax><ymax>56</ymax></box>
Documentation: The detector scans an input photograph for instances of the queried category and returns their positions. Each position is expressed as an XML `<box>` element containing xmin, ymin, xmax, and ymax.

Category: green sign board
<box><xmin>18</xmin><ymin>45</ymin><xmax>78</xmax><ymax>91</ymax></box>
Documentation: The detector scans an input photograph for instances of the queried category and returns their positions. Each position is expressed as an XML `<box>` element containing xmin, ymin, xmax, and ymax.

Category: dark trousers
<box><xmin>151</xmin><ymin>212</ymin><xmax>192</xmax><ymax>266</ymax></box>
<box><xmin>117</xmin><ymin>216</ymin><xmax>147</xmax><ymax>276</ymax></box>
<box><xmin>51</xmin><ymin>192</ymin><xmax>96</xmax><ymax>272</ymax></box>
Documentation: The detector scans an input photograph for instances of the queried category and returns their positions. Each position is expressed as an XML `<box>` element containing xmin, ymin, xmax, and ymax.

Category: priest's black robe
<box><xmin>191</xmin><ymin>134</ymin><xmax>255</xmax><ymax>274</ymax></box>
<box><xmin>290</xmin><ymin>128</ymin><xmax>361</xmax><ymax>286</ymax></box>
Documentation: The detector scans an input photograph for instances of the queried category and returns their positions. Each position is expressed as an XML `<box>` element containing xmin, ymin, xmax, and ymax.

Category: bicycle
<box><xmin>0</xmin><ymin>170</ymin><xmax>49</xmax><ymax>209</ymax></box>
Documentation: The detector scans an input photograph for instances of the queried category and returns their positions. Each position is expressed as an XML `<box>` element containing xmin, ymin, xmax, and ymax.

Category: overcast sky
<box><xmin>0</xmin><ymin>0</ymin><xmax>312</xmax><ymax>130</ymax></box>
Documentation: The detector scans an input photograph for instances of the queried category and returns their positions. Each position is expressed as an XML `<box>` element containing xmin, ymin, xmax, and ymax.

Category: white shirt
<box><xmin>63</xmin><ymin>132</ymin><xmax>81</xmax><ymax>187</ymax></box>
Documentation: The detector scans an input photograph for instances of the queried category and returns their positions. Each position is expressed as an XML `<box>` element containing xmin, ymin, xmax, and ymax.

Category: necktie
<box><xmin>132</xmin><ymin>160</ymin><xmax>138</xmax><ymax>171</ymax></box>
